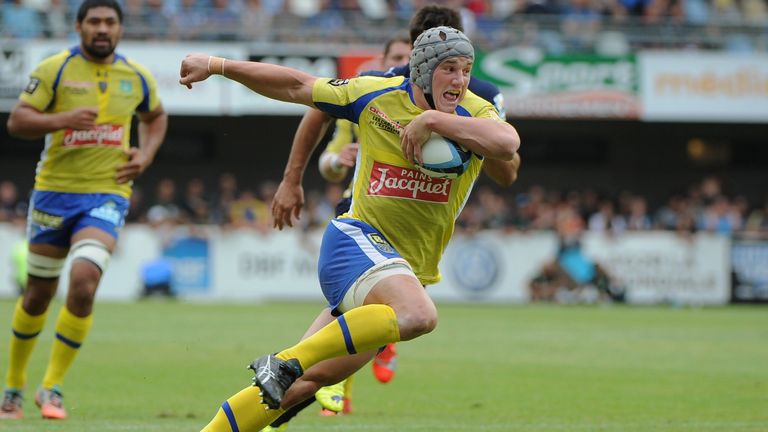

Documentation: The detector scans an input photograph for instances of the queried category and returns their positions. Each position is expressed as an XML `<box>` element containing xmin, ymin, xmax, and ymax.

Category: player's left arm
<box><xmin>116</xmin><ymin>104</ymin><xmax>168</xmax><ymax>184</ymax></box>
<box><xmin>482</xmin><ymin>152</ymin><xmax>521</xmax><ymax>187</ymax></box>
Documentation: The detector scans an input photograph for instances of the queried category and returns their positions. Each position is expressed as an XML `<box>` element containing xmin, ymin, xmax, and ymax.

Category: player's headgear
<box><xmin>409</xmin><ymin>26</ymin><xmax>474</xmax><ymax>107</ymax></box>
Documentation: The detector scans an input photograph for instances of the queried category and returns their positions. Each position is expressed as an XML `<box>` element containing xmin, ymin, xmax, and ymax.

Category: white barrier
<box><xmin>0</xmin><ymin>223</ymin><xmax>731</xmax><ymax>305</ymax></box>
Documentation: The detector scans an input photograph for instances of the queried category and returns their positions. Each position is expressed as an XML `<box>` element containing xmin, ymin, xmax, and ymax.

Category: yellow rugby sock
<box><xmin>42</xmin><ymin>307</ymin><xmax>93</xmax><ymax>389</ymax></box>
<box><xmin>344</xmin><ymin>373</ymin><xmax>354</xmax><ymax>399</ymax></box>
<box><xmin>6</xmin><ymin>299</ymin><xmax>48</xmax><ymax>389</ymax></box>
<box><xmin>276</xmin><ymin>304</ymin><xmax>400</xmax><ymax>371</ymax></box>
<box><xmin>201</xmin><ymin>386</ymin><xmax>283</xmax><ymax>432</ymax></box>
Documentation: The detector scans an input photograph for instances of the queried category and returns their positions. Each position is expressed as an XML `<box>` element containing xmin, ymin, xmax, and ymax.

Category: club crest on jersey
<box><xmin>368</xmin><ymin>161</ymin><xmax>451</xmax><ymax>203</ymax></box>
<box><xmin>328</xmin><ymin>79</ymin><xmax>349</xmax><ymax>86</ymax></box>
<box><xmin>24</xmin><ymin>78</ymin><xmax>41</xmax><ymax>94</ymax></box>
<box><xmin>367</xmin><ymin>233</ymin><xmax>395</xmax><ymax>254</ymax></box>
<box><xmin>98</xmin><ymin>81</ymin><xmax>108</xmax><ymax>93</ymax></box>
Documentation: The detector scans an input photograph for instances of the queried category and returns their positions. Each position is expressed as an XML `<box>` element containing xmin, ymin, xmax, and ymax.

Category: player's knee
<box><xmin>397</xmin><ymin>303</ymin><xmax>438</xmax><ymax>340</ymax></box>
<box><xmin>69</xmin><ymin>262</ymin><xmax>100</xmax><ymax>296</ymax></box>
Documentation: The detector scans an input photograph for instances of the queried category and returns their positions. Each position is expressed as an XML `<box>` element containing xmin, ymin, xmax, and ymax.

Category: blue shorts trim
<box><xmin>318</xmin><ymin>218</ymin><xmax>403</xmax><ymax>315</ymax></box>
<box><xmin>27</xmin><ymin>191</ymin><xmax>129</xmax><ymax>248</ymax></box>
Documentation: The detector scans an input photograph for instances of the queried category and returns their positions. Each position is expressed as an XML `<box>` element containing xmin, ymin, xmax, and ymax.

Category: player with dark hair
<box><xmin>0</xmin><ymin>0</ymin><xmax>167</xmax><ymax>420</ymax></box>
<box><xmin>180</xmin><ymin>24</ymin><xmax>519</xmax><ymax>432</ymax></box>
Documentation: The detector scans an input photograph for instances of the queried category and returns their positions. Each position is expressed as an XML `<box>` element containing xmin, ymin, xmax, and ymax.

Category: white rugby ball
<box><xmin>417</xmin><ymin>133</ymin><xmax>472</xmax><ymax>179</ymax></box>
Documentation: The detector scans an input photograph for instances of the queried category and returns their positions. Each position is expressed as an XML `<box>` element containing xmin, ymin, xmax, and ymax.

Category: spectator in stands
<box><xmin>203</xmin><ymin>0</ymin><xmax>241</xmax><ymax>41</ymax></box>
<box><xmin>0</xmin><ymin>181</ymin><xmax>28</xmax><ymax>223</ymax></box>
<box><xmin>624</xmin><ymin>196</ymin><xmax>652</xmax><ymax>230</ymax></box>
<box><xmin>144</xmin><ymin>0</ymin><xmax>172</xmax><ymax>40</ymax></box>
<box><xmin>228</xmin><ymin>189</ymin><xmax>270</xmax><ymax>232</ymax></box>
<box><xmin>698</xmin><ymin>195</ymin><xmax>743</xmax><ymax>234</ymax></box>
<box><xmin>2</xmin><ymin>0</ymin><xmax>45</xmax><ymax>39</ymax></box>
<box><xmin>588</xmin><ymin>199</ymin><xmax>627</xmax><ymax>234</ymax></box>
<box><xmin>180</xmin><ymin>178</ymin><xmax>211</xmax><ymax>224</ymax></box>
<box><xmin>121</xmin><ymin>0</ymin><xmax>150</xmax><ymax>39</ymax></box>
<box><xmin>561</xmin><ymin>0</ymin><xmax>602</xmax><ymax>50</ymax></box>
<box><xmin>170</xmin><ymin>0</ymin><xmax>207</xmax><ymax>40</ymax></box>
<box><xmin>476</xmin><ymin>186</ymin><xmax>513</xmax><ymax>230</ymax></box>
<box><xmin>146</xmin><ymin>178</ymin><xmax>182</xmax><ymax>226</ymax></box>
<box><xmin>241</xmin><ymin>0</ymin><xmax>275</xmax><ymax>42</ymax></box>
<box><xmin>44</xmin><ymin>0</ymin><xmax>71</xmax><ymax>38</ymax></box>
<box><xmin>745</xmin><ymin>197</ymin><xmax>768</xmax><ymax>232</ymax></box>
<box><xmin>209</xmin><ymin>173</ymin><xmax>239</xmax><ymax>226</ymax></box>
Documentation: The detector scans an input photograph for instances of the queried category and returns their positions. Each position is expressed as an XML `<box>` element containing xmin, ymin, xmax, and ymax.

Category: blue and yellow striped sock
<box><xmin>42</xmin><ymin>307</ymin><xmax>93</xmax><ymax>389</ymax></box>
<box><xmin>5</xmin><ymin>299</ymin><xmax>48</xmax><ymax>389</ymax></box>
<box><xmin>276</xmin><ymin>304</ymin><xmax>400</xmax><ymax>371</ymax></box>
<box><xmin>201</xmin><ymin>386</ymin><xmax>283</xmax><ymax>432</ymax></box>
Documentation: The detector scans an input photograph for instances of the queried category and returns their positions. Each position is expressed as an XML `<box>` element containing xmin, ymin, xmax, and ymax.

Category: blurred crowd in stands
<box><xmin>2</xmin><ymin>175</ymin><xmax>767</xmax><ymax>236</ymax></box>
<box><xmin>2</xmin><ymin>0</ymin><xmax>766</xmax><ymax>52</ymax></box>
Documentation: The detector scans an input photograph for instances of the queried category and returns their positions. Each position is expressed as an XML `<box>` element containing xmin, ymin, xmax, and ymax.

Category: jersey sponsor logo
<box><xmin>62</xmin><ymin>80</ymin><xmax>95</xmax><ymax>89</ymax></box>
<box><xmin>366</xmin><ymin>233</ymin><xmax>395</xmax><ymax>254</ymax></box>
<box><xmin>368</xmin><ymin>106</ymin><xmax>403</xmax><ymax>135</ymax></box>
<box><xmin>31</xmin><ymin>209</ymin><xmax>63</xmax><ymax>229</ymax></box>
<box><xmin>368</xmin><ymin>161</ymin><xmax>451</xmax><ymax>203</ymax></box>
<box><xmin>328</xmin><ymin>79</ymin><xmax>349</xmax><ymax>86</ymax></box>
<box><xmin>63</xmin><ymin>125</ymin><xmax>124</xmax><ymax>147</ymax></box>
<box><xmin>24</xmin><ymin>78</ymin><xmax>41</xmax><ymax>94</ymax></box>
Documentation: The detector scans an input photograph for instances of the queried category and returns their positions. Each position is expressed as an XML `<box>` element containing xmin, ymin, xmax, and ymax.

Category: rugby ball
<box><xmin>416</xmin><ymin>133</ymin><xmax>472</xmax><ymax>179</ymax></box>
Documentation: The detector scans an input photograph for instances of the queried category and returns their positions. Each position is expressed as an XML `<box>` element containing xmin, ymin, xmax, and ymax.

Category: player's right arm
<box><xmin>179</xmin><ymin>54</ymin><xmax>317</xmax><ymax>107</ymax></box>
<box><xmin>7</xmin><ymin>103</ymin><xmax>98</xmax><ymax>139</ymax></box>
<box><xmin>7</xmin><ymin>54</ymin><xmax>99</xmax><ymax>139</ymax></box>
<box><xmin>271</xmin><ymin>108</ymin><xmax>334</xmax><ymax>230</ymax></box>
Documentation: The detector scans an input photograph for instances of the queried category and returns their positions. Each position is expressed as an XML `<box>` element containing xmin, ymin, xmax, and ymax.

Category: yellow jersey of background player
<box><xmin>21</xmin><ymin>45</ymin><xmax>160</xmax><ymax>198</ymax></box>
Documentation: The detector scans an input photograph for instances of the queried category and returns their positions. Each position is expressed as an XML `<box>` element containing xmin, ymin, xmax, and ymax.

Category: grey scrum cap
<box><xmin>409</xmin><ymin>26</ymin><xmax>474</xmax><ymax>95</ymax></box>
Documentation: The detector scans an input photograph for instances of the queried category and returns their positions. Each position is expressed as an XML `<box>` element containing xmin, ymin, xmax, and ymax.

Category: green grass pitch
<box><xmin>0</xmin><ymin>300</ymin><xmax>766</xmax><ymax>431</ymax></box>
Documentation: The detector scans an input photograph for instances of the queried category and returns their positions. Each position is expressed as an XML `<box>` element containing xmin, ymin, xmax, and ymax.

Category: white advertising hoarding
<box><xmin>0</xmin><ymin>224</ymin><xmax>732</xmax><ymax>305</ymax></box>
<box><xmin>639</xmin><ymin>51</ymin><xmax>768</xmax><ymax>122</ymax></box>
<box><xmin>583</xmin><ymin>232</ymin><xmax>730</xmax><ymax>304</ymax></box>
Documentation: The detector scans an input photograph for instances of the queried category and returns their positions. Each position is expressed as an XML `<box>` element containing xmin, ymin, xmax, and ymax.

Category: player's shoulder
<box><xmin>34</xmin><ymin>48</ymin><xmax>77</xmax><ymax>73</ymax></box>
<box><xmin>460</xmin><ymin>89</ymin><xmax>495</xmax><ymax>113</ymax></box>
<box><xmin>115</xmin><ymin>53</ymin><xmax>155</xmax><ymax>78</ymax></box>
<box><xmin>467</xmin><ymin>76</ymin><xmax>501</xmax><ymax>104</ymax></box>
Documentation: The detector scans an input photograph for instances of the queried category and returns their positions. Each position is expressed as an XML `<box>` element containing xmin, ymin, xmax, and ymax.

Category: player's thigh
<box><xmin>365</xmin><ymin>273</ymin><xmax>436</xmax><ymax>319</ymax></box>
<box><xmin>300</xmin><ymin>308</ymin><xmax>336</xmax><ymax>341</ymax></box>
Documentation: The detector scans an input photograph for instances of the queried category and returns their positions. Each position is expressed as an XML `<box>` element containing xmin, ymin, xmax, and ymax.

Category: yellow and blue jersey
<box><xmin>20</xmin><ymin>46</ymin><xmax>160</xmax><ymax>198</ymax></box>
<box><xmin>326</xmin><ymin>118</ymin><xmax>359</xmax><ymax>155</ymax></box>
<box><xmin>312</xmin><ymin>76</ymin><xmax>503</xmax><ymax>285</ymax></box>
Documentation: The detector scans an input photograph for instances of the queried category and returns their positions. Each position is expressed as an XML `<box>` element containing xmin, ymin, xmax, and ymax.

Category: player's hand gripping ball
<box><xmin>416</xmin><ymin>133</ymin><xmax>472</xmax><ymax>179</ymax></box>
